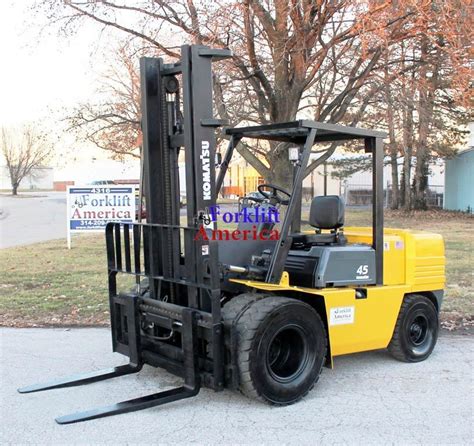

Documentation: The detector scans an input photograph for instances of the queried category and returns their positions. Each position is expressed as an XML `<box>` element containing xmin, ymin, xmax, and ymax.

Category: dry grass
<box><xmin>0</xmin><ymin>234</ymin><xmax>108</xmax><ymax>326</ymax></box>
<box><xmin>0</xmin><ymin>209</ymin><xmax>472</xmax><ymax>329</ymax></box>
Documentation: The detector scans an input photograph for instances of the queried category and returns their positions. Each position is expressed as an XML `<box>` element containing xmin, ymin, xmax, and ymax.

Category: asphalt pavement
<box><xmin>0</xmin><ymin>192</ymin><xmax>67</xmax><ymax>248</ymax></box>
<box><xmin>1</xmin><ymin>328</ymin><xmax>472</xmax><ymax>445</ymax></box>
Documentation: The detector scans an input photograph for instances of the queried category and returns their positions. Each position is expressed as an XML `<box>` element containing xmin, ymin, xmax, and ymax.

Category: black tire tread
<box><xmin>222</xmin><ymin>293</ymin><xmax>264</xmax><ymax>323</ymax></box>
<box><xmin>234</xmin><ymin>296</ymin><xmax>327</xmax><ymax>405</ymax></box>
<box><xmin>388</xmin><ymin>294</ymin><xmax>437</xmax><ymax>362</ymax></box>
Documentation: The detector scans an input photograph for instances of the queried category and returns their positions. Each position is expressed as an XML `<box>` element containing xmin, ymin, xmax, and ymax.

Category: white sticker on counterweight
<box><xmin>329</xmin><ymin>306</ymin><xmax>355</xmax><ymax>326</ymax></box>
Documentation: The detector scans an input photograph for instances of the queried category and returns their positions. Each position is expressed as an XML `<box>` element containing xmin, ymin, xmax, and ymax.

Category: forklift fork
<box><xmin>17</xmin><ymin>363</ymin><xmax>142</xmax><ymax>394</ymax></box>
<box><xmin>18</xmin><ymin>308</ymin><xmax>200</xmax><ymax>424</ymax></box>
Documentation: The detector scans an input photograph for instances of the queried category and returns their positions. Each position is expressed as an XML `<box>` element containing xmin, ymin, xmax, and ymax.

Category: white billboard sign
<box><xmin>67</xmin><ymin>186</ymin><xmax>137</xmax><ymax>248</ymax></box>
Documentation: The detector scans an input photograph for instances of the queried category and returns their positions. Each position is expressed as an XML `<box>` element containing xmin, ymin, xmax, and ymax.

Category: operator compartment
<box><xmin>284</xmin><ymin>196</ymin><xmax>441</xmax><ymax>289</ymax></box>
<box><xmin>285</xmin><ymin>195</ymin><xmax>376</xmax><ymax>288</ymax></box>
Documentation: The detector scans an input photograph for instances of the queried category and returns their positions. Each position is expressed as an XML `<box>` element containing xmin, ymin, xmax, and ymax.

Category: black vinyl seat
<box><xmin>291</xmin><ymin>195</ymin><xmax>347</xmax><ymax>247</ymax></box>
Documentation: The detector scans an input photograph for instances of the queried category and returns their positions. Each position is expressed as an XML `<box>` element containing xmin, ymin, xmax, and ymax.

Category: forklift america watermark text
<box><xmin>208</xmin><ymin>205</ymin><xmax>280</xmax><ymax>224</ymax></box>
<box><xmin>194</xmin><ymin>204</ymin><xmax>281</xmax><ymax>241</ymax></box>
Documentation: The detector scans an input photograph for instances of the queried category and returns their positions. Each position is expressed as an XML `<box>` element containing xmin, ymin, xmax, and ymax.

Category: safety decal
<box><xmin>329</xmin><ymin>306</ymin><xmax>355</xmax><ymax>326</ymax></box>
<box><xmin>395</xmin><ymin>240</ymin><xmax>404</xmax><ymax>249</ymax></box>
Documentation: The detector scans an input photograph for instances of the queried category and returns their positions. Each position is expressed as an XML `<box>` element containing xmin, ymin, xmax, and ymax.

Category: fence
<box><xmin>344</xmin><ymin>184</ymin><xmax>444</xmax><ymax>209</ymax></box>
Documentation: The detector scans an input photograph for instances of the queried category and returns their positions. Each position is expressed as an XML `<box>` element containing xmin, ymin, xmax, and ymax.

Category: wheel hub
<box><xmin>266</xmin><ymin>325</ymin><xmax>308</xmax><ymax>383</ymax></box>
<box><xmin>409</xmin><ymin>315</ymin><xmax>428</xmax><ymax>345</ymax></box>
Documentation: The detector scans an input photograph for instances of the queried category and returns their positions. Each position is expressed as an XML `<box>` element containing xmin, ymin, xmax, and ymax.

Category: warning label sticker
<box><xmin>395</xmin><ymin>240</ymin><xmax>404</xmax><ymax>250</ymax></box>
<box><xmin>329</xmin><ymin>306</ymin><xmax>355</xmax><ymax>326</ymax></box>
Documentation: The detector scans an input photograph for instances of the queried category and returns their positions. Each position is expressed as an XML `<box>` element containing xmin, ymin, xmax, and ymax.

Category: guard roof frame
<box><xmin>226</xmin><ymin>120</ymin><xmax>386</xmax><ymax>145</ymax></box>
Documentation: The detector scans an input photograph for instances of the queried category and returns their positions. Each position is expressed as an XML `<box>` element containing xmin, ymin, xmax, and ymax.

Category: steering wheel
<box><xmin>257</xmin><ymin>183</ymin><xmax>291</xmax><ymax>205</ymax></box>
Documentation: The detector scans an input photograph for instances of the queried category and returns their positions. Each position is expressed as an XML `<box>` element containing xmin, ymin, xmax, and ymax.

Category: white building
<box><xmin>0</xmin><ymin>165</ymin><xmax>54</xmax><ymax>190</ymax></box>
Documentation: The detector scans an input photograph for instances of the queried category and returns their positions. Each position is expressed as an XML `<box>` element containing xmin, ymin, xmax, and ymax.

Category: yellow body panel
<box><xmin>230</xmin><ymin>227</ymin><xmax>445</xmax><ymax>360</ymax></box>
<box><xmin>344</xmin><ymin>227</ymin><xmax>445</xmax><ymax>292</ymax></box>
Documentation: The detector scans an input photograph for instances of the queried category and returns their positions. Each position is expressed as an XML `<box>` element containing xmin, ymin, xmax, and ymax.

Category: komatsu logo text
<box><xmin>200</xmin><ymin>141</ymin><xmax>211</xmax><ymax>200</ymax></box>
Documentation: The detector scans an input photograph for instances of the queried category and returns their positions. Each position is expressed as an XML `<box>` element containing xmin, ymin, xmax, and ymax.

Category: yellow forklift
<box><xmin>19</xmin><ymin>45</ymin><xmax>445</xmax><ymax>423</ymax></box>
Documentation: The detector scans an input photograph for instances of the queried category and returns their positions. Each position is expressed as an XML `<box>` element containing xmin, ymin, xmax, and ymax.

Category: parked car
<box><xmin>89</xmin><ymin>180</ymin><xmax>116</xmax><ymax>185</ymax></box>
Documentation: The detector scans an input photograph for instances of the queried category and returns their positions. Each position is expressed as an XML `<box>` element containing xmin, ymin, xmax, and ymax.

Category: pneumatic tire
<box><xmin>388</xmin><ymin>294</ymin><xmax>439</xmax><ymax>362</ymax></box>
<box><xmin>222</xmin><ymin>293</ymin><xmax>264</xmax><ymax>323</ymax></box>
<box><xmin>231</xmin><ymin>296</ymin><xmax>327</xmax><ymax>405</ymax></box>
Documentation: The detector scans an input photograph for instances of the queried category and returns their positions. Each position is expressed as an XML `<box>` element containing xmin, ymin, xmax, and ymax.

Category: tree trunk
<box><xmin>402</xmin><ymin>153</ymin><xmax>412</xmax><ymax>210</ymax></box>
<box><xmin>268</xmin><ymin>149</ymin><xmax>294</xmax><ymax>190</ymax></box>
<box><xmin>403</xmin><ymin>150</ymin><xmax>413</xmax><ymax>211</ymax></box>
<box><xmin>413</xmin><ymin>39</ymin><xmax>429</xmax><ymax>210</ymax></box>
<box><xmin>414</xmin><ymin>93</ymin><xmax>429</xmax><ymax>211</ymax></box>
<box><xmin>390</xmin><ymin>153</ymin><xmax>399</xmax><ymax>209</ymax></box>
<box><xmin>402</xmin><ymin>76</ymin><xmax>414</xmax><ymax>211</ymax></box>
<box><xmin>413</xmin><ymin>38</ymin><xmax>439</xmax><ymax>210</ymax></box>
<box><xmin>384</xmin><ymin>61</ymin><xmax>399</xmax><ymax>209</ymax></box>
<box><xmin>402</xmin><ymin>99</ymin><xmax>414</xmax><ymax>211</ymax></box>
<box><xmin>413</xmin><ymin>153</ymin><xmax>428</xmax><ymax>210</ymax></box>
<box><xmin>265</xmin><ymin>87</ymin><xmax>302</xmax><ymax>190</ymax></box>
<box><xmin>12</xmin><ymin>183</ymin><xmax>18</xmax><ymax>195</ymax></box>
<box><xmin>398</xmin><ymin>44</ymin><xmax>414</xmax><ymax>211</ymax></box>
<box><xmin>400</xmin><ymin>168</ymin><xmax>406</xmax><ymax>207</ymax></box>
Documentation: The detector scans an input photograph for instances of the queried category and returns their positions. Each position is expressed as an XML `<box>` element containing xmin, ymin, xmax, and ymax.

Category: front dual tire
<box><xmin>223</xmin><ymin>295</ymin><xmax>327</xmax><ymax>405</ymax></box>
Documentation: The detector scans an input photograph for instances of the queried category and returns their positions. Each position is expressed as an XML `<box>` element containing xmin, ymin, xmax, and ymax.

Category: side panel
<box><xmin>322</xmin><ymin>286</ymin><xmax>408</xmax><ymax>356</ymax></box>
<box><xmin>315</xmin><ymin>246</ymin><xmax>376</xmax><ymax>287</ymax></box>
<box><xmin>405</xmin><ymin>232</ymin><xmax>445</xmax><ymax>292</ymax></box>
<box><xmin>345</xmin><ymin>228</ymin><xmax>406</xmax><ymax>285</ymax></box>
<box><xmin>345</xmin><ymin>227</ymin><xmax>445</xmax><ymax>291</ymax></box>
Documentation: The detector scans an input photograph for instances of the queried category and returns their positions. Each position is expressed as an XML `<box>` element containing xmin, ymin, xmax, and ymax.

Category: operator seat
<box><xmin>291</xmin><ymin>195</ymin><xmax>347</xmax><ymax>247</ymax></box>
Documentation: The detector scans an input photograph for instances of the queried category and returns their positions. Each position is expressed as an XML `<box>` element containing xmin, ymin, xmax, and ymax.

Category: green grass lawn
<box><xmin>1</xmin><ymin>209</ymin><xmax>472</xmax><ymax>329</ymax></box>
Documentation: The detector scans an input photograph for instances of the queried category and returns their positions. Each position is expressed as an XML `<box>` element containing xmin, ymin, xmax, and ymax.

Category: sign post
<box><xmin>66</xmin><ymin>186</ymin><xmax>137</xmax><ymax>248</ymax></box>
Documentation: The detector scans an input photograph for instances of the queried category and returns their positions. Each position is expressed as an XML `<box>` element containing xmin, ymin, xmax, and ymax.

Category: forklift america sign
<box><xmin>67</xmin><ymin>186</ymin><xmax>136</xmax><ymax>248</ymax></box>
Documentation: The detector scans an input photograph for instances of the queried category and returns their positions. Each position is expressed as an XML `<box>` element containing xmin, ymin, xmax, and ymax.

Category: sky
<box><xmin>0</xmin><ymin>0</ymin><xmax>140</xmax><ymax>180</ymax></box>
<box><xmin>0</xmin><ymin>1</ymin><xmax>100</xmax><ymax>126</ymax></box>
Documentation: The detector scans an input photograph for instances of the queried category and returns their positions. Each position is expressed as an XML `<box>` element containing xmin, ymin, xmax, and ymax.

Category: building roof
<box><xmin>455</xmin><ymin>147</ymin><xmax>474</xmax><ymax>156</ymax></box>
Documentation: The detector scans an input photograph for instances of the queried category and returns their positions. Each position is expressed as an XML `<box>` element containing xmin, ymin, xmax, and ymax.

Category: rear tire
<box><xmin>388</xmin><ymin>294</ymin><xmax>439</xmax><ymax>362</ymax></box>
<box><xmin>230</xmin><ymin>296</ymin><xmax>327</xmax><ymax>405</ymax></box>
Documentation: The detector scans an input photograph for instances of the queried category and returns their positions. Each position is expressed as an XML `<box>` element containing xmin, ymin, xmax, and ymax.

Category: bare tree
<box><xmin>42</xmin><ymin>0</ymin><xmax>471</xmax><ymax>195</ymax></box>
<box><xmin>1</xmin><ymin>126</ymin><xmax>53</xmax><ymax>195</ymax></box>
<box><xmin>327</xmin><ymin>2</ymin><xmax>472</xmax><ymax>211</ymax></box>
<box><xmin>68</xmin><ymin>44</ymin><xmax>142</xmax><ymax>160</ymax></box>
<box><xmin>40</xmin><ymin>0</ymin><xmax>424</xmax><ymax>187</ymax></box>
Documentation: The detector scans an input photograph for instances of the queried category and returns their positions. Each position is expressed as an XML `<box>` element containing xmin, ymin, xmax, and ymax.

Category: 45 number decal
<box><xmin>356</xmin><ymin>264</ymin><xmax>369</xmax><ymax>278</ymax></box>
<box><xmin>356</xmin><ymin>265</ymin><xmax>369</xmax><ymax>275</ymax></box>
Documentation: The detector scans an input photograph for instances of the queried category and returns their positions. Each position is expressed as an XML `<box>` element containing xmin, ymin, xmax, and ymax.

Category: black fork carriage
<box><xmin>19</xmin><ymin>221</ymin><xmax>224</xmax><ymax>424</ymax></box>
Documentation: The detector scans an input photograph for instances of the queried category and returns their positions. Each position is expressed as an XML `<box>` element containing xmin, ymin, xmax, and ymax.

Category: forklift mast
<box><xmin>17</xmin><ymin>45</ymin><xmax>234</xmax><ymax>424</ymax></box>
<box><xmin>140</xmin><ymin>45</ymin><xmax>231</xmax><ymax>315</ymax></box>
